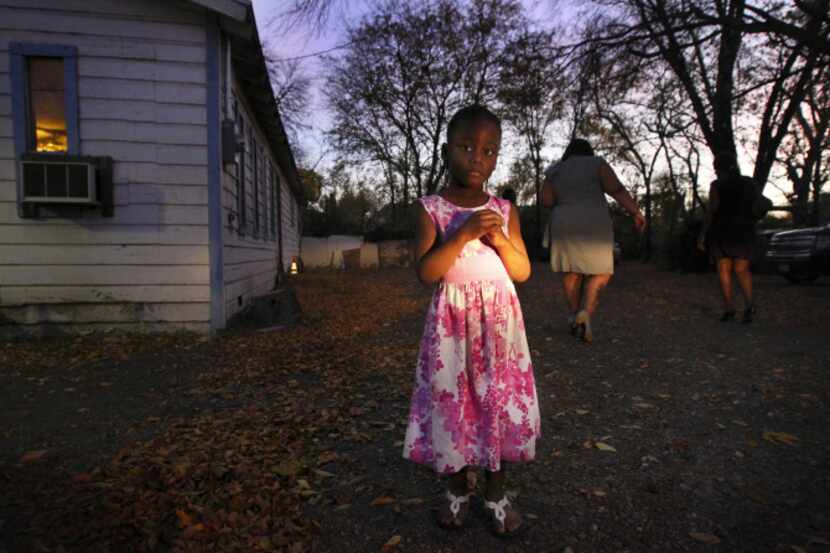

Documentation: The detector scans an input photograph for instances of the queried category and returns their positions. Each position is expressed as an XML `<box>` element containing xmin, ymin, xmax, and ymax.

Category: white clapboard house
<box><xmin>0</xmin><ymin>0</ymin><xmax>304</xmax><ymax>335</ymax></box>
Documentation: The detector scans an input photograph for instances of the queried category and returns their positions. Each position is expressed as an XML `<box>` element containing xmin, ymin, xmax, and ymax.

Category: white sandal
<box><xmin>575</xmin><ymin>309</ymin><xmax>593</xmax><ymax>343</ymax></box>
<box><xmin>440</xmin><ymin>490</ymin><xmax>472</xmax><ymax>528</ymax></box>
<box><xmin>484</xmin><ymin>495</ymin><xmax>522</xmax><ymax>535</ymax></box>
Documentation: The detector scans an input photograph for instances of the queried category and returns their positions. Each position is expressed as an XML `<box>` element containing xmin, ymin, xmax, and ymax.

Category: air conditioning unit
<box><xmin>21</xmin><ymin>159</ymin><xmax>98</xmax><ymax>204</ymax></box>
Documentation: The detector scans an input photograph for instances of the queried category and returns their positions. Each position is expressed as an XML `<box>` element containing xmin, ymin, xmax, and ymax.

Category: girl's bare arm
<box><xmin>488</xmin><ymin>204</ymin><xmax>531</xmax><ymax>282</ymax></box>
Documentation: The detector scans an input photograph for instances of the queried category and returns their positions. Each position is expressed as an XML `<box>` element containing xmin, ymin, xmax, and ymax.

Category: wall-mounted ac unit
<box><xmin>21</xmin><ymin>159</ymin><xmax>98</xmax><ymax>204</ymax></box>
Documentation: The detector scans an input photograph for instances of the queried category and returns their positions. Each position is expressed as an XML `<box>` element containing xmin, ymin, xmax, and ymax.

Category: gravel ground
<box><xmin>1</xmin><ymin>263</ymin><xmax>828</xmax><ymax>553</ymax></box>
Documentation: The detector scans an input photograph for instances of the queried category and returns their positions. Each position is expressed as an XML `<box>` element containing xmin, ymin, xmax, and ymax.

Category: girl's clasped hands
<box><xmin>460</xmin><ymin>209</ymin><xmax>508</xmax><ymax>248</ymax></box>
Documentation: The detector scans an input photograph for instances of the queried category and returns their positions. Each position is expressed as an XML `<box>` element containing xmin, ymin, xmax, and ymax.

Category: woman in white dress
<box><xmin>541</xmin><ymin>139</ymin><xmax>645</xmax><ymax>342</ymax></box>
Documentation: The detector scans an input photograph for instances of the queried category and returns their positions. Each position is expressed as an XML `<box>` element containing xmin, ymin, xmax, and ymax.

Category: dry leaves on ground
<box><xmin>7</xmin><ymin>272</ymin><xmax>427</xmax><ymax>553</ymax></box>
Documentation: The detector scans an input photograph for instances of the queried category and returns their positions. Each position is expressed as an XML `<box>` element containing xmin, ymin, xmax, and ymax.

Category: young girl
<box><xmin>402</xmin><ymin>105</ymin><xmax>540</xmax><ymax>535</ymax></box>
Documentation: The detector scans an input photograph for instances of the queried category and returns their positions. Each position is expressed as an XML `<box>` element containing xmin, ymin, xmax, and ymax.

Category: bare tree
<box><xmin>777</xmin><ymin>63</ymin><xmax>830</xmax><ymax>225</ymax></box>
<box><xmin>261</xmin><ymin>53</ymin><xmax>313</xmax><ymax>144</ymax></box>
<box><xmin>579</xmin><ymin>0</ymin><xmax>822</xmax><ymax>190</ymax></box>
<box><xmin>324</xmin><ymin>0</ymin><xmax>527</xmax><ymax>218</ymax></box>
<box><xmin>690</xmin><ymin>0</ymin><xmax>830</xmax><ymax>58</ymax></box>
<box><xmin>498</xmin><ymin>28</ymin><xmax>565</xmax><ymax>237</ymax></box>
<box><xmin>648</xmin><ymin>79</ymin><xmax>694</xmax><ymax>234</ymax></box>
<box><xmin>273</xmin><ymin>0</ymin><xmax>354</xmax><ymax>36</ymax></box>
<box><xmin>665</xmin><ymin>122</ymin><xmax>706</xmax><ymax>216</ymax></box>
<box><xmin>570</xmin><ymin>43</ymin><xmax>664</xmax><ymax>259</ymax></box>
<box><xmin>502</xmin><ymin>154</ymin><xmax>540</xmax><ymax>205</ymax></box>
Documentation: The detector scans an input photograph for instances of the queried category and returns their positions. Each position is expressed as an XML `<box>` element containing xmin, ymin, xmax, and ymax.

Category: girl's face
<box><xmin>445</xmin><ymin>117</ymin><xmax>501</xmax><ymax>190</ymax></box>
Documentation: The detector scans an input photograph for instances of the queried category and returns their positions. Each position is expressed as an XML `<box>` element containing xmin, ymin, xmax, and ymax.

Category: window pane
<box><xmin>28</xmin><ymin>57</ymin><xmax>67</xmax><ymax>152</ymax></box>
<box><xmin>46</xmin><ymin>164</ymin><xmax>67</xmax><ymax>197</ymax></box>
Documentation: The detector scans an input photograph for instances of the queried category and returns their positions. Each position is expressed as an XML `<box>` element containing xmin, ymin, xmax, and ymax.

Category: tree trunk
<box><xmin>811</xmin><ymin>179</ymin><xmax>828</xmax><ymax>228</ymax></box>
<box><xmin>710</xmin><ymin>0</ymin><xmax>744</xmax><ymax>163</ymax></box>
<box><xmin>642</xmin><ymin>182</ymin><xmax>653</xmax><ymax>261</ymax></box>
<box><xmin>388</xmin><ymin>169</ymin><xmax>397</xmax><ymax>224</ymax></box>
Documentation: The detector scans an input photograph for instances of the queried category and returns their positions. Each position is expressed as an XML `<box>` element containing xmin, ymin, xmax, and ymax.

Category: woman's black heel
<box><xmin>741</xmin><ymin>305</ymin><xmax>755</xmax><ymax>324</ymax></box>
<box><xmin>719</xmin><ymin>310</ymin><xmax>736</xmax><ymax>322</ymax></box>
<box><xmin>567</xmin><ymin>314</ymin><xmax>578</xmax><ymax>336</ymax></box>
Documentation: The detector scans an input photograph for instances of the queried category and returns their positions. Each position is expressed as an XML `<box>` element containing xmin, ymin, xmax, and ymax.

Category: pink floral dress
<box><xmin>403</xmin><ymin>194</ymin><xmax>541</xmax><ymax>474</ymax></box>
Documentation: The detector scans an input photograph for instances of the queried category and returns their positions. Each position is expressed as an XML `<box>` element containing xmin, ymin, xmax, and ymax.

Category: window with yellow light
<box><xmin>28</xmin><ymin>57</ymin><xmax>67</xmax><ymax>153</ymax></box>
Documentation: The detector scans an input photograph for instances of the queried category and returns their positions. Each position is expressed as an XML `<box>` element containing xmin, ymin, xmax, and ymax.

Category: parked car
<box><xmin>753</xmin><ymin>228</ymin><xmax>782</xmax><ymax>273</ymax></box>
<box><xmin>765</xmin><ymin>224</ymin><xmax>830</xmax><ymax>283</ymax></box>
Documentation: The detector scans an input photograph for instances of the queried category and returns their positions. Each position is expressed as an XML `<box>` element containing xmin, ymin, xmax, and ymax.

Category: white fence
<box><xmin>300</xmin><ymin>236</ymin><xmax>410</xmax><ymax>269</ymax></box>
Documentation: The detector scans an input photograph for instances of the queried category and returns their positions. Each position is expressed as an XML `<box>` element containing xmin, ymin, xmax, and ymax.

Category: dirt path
<box><xmin>1</xmin><ymin>264</ymin><xmax>829</xmax><ymax>553</ymax></box>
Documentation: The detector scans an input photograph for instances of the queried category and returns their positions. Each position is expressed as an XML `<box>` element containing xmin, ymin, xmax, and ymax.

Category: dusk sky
<box><xmin>248</xmin><ymin>1</ymin><xmax>788</xmax><ymax>204</ymax></box>
<box><xmin>251</xmin><ymin>0</ymin><xmax>566</xmax><ymax>171</ymax></box>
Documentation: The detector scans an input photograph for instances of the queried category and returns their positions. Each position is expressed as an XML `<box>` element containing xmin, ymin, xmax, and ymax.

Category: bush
<box><xmin>517</xmin><ymin>205</ymin><xmax>551</xmax><ymax>262</ymax></box>
<box><xmin>364</xmin><ymin>204</ymin><xmax>416</xmax><ymax>242</ymax></box>
<box><xmin>647</xmin><ymin>218</ymin><xmax>705</xmax><ymax>272</ymax></box>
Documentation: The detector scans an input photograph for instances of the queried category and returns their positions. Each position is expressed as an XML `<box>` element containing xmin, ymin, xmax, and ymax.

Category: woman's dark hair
<box><xmin>562</xmin><ymin>138</ymin><xmax>594</xmax><ymax>160</ymax></box>
<box><xmin>447</xmin><ymin>104</ymin><xmax>501</xmax><ymax>140</ymax></box>
<box><xmin>714</xmin><ymin>151</ymin><xmax>739</xmax><ymax>176</ymax></box>
<box><xmin>500</xmin><ymin>187</ymin><xmax>517</xmax><ymax>204</ymax></box>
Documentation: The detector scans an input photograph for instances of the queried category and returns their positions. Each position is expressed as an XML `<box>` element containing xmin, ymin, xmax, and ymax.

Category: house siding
<box><xmin>0</xmin><ymin>0</ymin><xmax>212</xmax><ymax>334</ymax></box>
<box><xmin>281</xmin><ymin>172</ymin><xmax>300</xmax><ymax>269</ymax></box>
<box><xmin>220</xmin><ymin>76</ymin><xmax>301</xmax><ymax>323</ymax></box>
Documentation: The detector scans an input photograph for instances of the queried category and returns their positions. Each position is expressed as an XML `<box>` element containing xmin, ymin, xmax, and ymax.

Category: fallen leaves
<box><xmin>316</xmin><ymin>451</ymin><xmax>338</xmax><ymax>465</ymax></box>
<box><xmin>670</xmin><ymin>439</ymin><xmax>690</xmax><ymax>453</ymax></box>
<box><xmin>369</xmin><ymin>496</ymin><xmax>397</xmax><ymax>507</ymax></box>
<box><xmin>6</xmin><ymin>351</ymin><xmax>363</xmax><ymax>552</ymax></box>
<box><xmin>689</xmin><ymin>532</ymin><xmax>721</xmax><ymax>544</ymax></box>
<box><xmin>382</xmin><ymin>535</ymin><xmax>402</xmax><ymax>551</ymax></box>
<box><xmin>4</xmin><ymin>268</ymin><xmax>828</xmax><ymax>553</ymax></box>
<box><xmin>743</xmin><ymin>487</ymin><xmax>769</xmax><ymax>504</ymax></box>
<box><xmin>175</xmin><ymin>509</ymin><xmax>194</xmax><ymax>528</ymax></box>
<box><xmin>762</xmin><ymin>431</ymin><xmax>800</xmax><ymax>446</ymax></box>
<box><xmin>274</xmin><ymin>459</ymin><xmax>304</xmax><ymax>477</ymax></box>
<box><xmin>19</xmin><ymin>449</ymin><xmax>47</xmax><ymax>463</ymax></box>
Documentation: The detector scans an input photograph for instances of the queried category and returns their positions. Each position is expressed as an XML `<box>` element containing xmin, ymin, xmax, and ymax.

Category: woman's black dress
<box><xmin>707</xmin><ymin>175</ymin><xmax>757</xmax><ymax>260</ymax></box>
